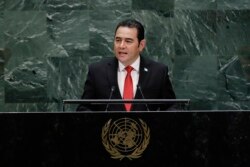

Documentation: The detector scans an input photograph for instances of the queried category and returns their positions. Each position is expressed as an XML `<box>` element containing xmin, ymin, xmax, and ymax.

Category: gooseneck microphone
<box><xmin>137</xmin><ymin>85</ymin><xmax>150</xmax><ymax>112</ymax></box>
<box><xmin>105</xmin><ymin>86</ymin><xmax>116</xmax><ymax>111</ymax></box>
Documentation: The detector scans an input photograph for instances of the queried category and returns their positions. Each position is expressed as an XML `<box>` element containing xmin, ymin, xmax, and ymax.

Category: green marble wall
<box><xmin>0</xmin><ymin>0</ymin><xmax>250</xmax><ymax>112</ymax></box>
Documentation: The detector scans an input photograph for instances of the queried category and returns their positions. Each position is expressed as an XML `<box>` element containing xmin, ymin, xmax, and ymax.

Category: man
<box><xmin>77</xmin><ymin>19</ymin><xmax>176</xmax><ymax>111</ymax></box>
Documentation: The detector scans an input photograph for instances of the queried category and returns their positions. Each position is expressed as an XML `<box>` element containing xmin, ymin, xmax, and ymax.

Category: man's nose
<box><xmin>119</xmin><ymin>41</ymin><xmax>126</xmax><ymax>48</ymax></box>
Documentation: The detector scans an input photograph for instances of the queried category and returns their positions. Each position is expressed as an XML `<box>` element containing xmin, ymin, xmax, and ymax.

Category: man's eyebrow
<box><xmin>115</xmin><ymin>37</ymin><xmax>134</xmax><ymax>40</ymax></box>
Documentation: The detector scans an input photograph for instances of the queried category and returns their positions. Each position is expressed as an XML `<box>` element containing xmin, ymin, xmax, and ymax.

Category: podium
<box><xmin>62</xmin><ymin>99</ymin><xmax>191</xmax><ymax>111</ymax></box>
<box><xmin>0</xmin><ymin>110</ymin><xmax>250</xmax><ymax>167</ymax></box>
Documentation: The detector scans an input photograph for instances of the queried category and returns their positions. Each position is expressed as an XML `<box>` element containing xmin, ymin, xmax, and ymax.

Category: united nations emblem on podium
<box><xmin>101</xmin><ymin>117</ymin><xmax>150</xmax><ymax>160</ymax></box>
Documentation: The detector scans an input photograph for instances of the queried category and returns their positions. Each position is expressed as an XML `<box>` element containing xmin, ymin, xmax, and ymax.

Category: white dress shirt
<box><xmin>117</xmin><ymin>57</ymin><xmax>140</xmax><ymax>98</ymax></box>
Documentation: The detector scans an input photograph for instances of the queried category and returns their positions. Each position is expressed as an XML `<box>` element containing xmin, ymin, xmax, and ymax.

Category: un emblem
<box><xmin>101</xmin><ymin>117</ymin><xmax>150</xmax><ymax>160</ymax></box>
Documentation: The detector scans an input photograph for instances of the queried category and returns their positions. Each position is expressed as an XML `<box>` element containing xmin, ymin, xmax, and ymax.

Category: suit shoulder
<box><xmin>144</xmin><ymin>57</ymin><xmax>168</xmax><ymax>69</ymax></box>
<box><xmin>89</xmin><ymin>57</ymin><xmax>114</xmax><ymax>69</ymax></box>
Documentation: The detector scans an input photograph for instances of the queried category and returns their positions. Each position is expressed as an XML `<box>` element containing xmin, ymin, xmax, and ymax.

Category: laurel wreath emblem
<box><xmin>101</xmin><ymin>118</ymin><xmax>150</xmax><ymax>160</ymax></box>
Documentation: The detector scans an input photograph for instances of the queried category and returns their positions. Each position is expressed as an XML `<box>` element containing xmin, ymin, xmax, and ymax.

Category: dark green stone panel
<box><xmin>47</xmin><ymin>56</ymin><xmax>88</xmax><ymax>105</ymax></box>
<box><xmin>47</xmin><ymin>10</ymin><xmax>89</xmax><ymax>56</ymax></box>
<box><xmin>216</xmin><ymin>10</ymin><xmax>250</xmax><ymax>109</ymax></box>
<box><xmin>218</xmin><ymin>0</ymin><xmax>250</xmax><ymax>9</ymax></box>
<box><xmin>0</xmin><ymin>0</ymin><xmax>3</xmax><ymax>11</ymax></box>
<box><xmin>217</xmin><ymin>10</ymin><xmax>250</xmax><ymax>66</ymax></box>
<box><xmin>3</xmin><ymin>0</ymin><xmax>46</xmax><ymax>10</ymax></box>
<box><xmin>4</xmin><ymin>11</ymin><xmax>49</xmax><ymax>103</ymax></box>
<box><xmin>47</xmin><ymin>0</ymin><xmax>89</xmax><ymax>10</ymax></box>
<box><xmin>132</xmin><ymin>0</ymin><xmax>174</xmax><ymax>10</ymax></box>
<box><xmin>0</xmin><ymin>12</ymin><xmax>5</xmax><ymax>111</ymax></box>
<box><xmin>0</xmin><ymin>12</ymin><xmax>3</xmax><ymax>48</ymax></box>
<box><xmin>90</xmin><ymin>9</ymin><xmax>131</xmax><ymax>20</ymax></box>
<box><xmin>4</xmin><ymin>103</ymin><xmax>59</xmax><ymax>112</ymax></box>
<box><xmin>171</xmin><ymin>10</ymin><xmax>218</xmax><ymax>110</ymax></box>
<box><xmin>172</xmin><ymin>10</ymin><xmax>217</xmax><ymax>57</ymax></box>
<box><xmin>89</xmin><ymin>0</ymin><xmax>131</xmax><ymax>10</ymax></box>
<box><xmin>175</xmin><ymin>0</ymin><xmax>217</xmax><ymax>10</ymax></box>
<box><xmin>173</xmin><ymin>55</ymin><xmax>218</xmax><ymax>110</ymax></box>
<box><xmin>2</xmin><ymin>0</ymin><xmax>89</xmax><ymax>11</ymax></box>
<box><xmin>132</xmin><ymin>10</ymin><xmax>174</xmax><ymax>60</ymax></box>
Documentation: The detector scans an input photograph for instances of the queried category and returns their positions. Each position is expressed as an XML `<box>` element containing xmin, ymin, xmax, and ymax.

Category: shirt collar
<box><xmin>118</xmin><ymin>56</ymin><xmax>140</xmax><ymax>72</ymax></box>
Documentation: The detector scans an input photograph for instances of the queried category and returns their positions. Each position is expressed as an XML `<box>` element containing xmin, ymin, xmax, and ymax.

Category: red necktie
<box><xmin>123</xmin><ymin>66</ymin><xmax>133</xmax><ymax>112</ymax></box>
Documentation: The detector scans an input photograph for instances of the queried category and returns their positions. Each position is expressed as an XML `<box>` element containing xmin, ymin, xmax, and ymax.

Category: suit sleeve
<box><xmin>76</xmin><ymin>64</ymin><xmax>97</xmax><ymax>111</ymax></box>
<box><xmin>162</xmin><ymin>66</ymin><xmax>176</xmax><ymax>99</ymax></box>
<box><xmin>160</xmin><ymin>66</ymin><xmax>176</xmax><ymax>110</ymax></box>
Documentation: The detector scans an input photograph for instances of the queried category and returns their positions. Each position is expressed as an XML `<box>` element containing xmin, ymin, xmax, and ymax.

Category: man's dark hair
<box><xmin>115</xmin><ymin>19</ymin><xmax>145</xmax><ymax>43</ymax></box>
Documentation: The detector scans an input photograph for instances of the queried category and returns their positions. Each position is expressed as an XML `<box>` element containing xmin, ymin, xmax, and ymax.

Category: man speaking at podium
<box><xmin>77</xmin><ymin>19</ymin><xmax>176</xmax><ymax>112</ymax></box>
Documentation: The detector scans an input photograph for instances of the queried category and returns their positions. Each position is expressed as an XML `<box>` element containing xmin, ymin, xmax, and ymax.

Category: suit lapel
<box><xmin>134</xmin><ymin>56</ymin><xmax>149</xmax><ymax>99</ymax></box>
<box><xmin>106</xmin><ymin>58</ymin><xmax>126</xmax><ymax>111</ymax></box>
<box><xmin>106</xmin><ymin>58</ymin><xmax>122</xmax><ymax>99</ymax></box>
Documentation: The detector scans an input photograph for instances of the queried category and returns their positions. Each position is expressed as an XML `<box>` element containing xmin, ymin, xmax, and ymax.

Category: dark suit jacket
<box><xmin>76</xmin><ymin>56</ymin><xmax>176</xmax><ymax>111</ymax></box>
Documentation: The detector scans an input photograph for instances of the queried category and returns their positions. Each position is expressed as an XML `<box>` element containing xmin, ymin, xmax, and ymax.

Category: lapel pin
<box><xmin>144</xmin><ymin>67</ymin><xmax>148</xmax><ymax>72</ymax></box>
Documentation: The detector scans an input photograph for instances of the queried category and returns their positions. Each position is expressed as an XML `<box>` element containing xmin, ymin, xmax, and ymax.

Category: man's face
<box><xmin>114</xmin><ymin>26</ymin><xmax>145</xmax><ymax>66</ymax></box>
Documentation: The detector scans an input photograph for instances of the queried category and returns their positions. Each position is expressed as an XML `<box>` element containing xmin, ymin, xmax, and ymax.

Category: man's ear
<box><xmin>139</xmin><ymin>39</ymin><xmax>146</xmax><ymax>51</ymax></box>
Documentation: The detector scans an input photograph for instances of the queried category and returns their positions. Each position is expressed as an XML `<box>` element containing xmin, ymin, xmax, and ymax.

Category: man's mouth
<box><xmin>118</xmin><ymin>52</ymin><xmax>128</xmax><ymax>56</ymax></box>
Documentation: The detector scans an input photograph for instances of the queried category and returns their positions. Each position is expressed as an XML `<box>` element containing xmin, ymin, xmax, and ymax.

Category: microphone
<box><xmin>105</xmin><ymin>86</ymin><xmax>116</xmax><ymax>111</ymax></box>
<box><xmin>137</xmin><ymin>85</ymin><xmax>150</xmax><ymax>112</ymax></box>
